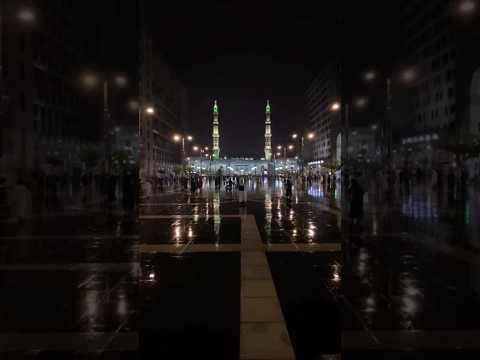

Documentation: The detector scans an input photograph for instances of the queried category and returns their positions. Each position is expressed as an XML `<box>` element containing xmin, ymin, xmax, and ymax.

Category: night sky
<box><xmin>114</xmin><ymin>1</ymin><xmax>396</xmax><ymax>158</ymax></box>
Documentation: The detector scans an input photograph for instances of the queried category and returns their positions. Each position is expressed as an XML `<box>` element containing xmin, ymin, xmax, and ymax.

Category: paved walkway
<box><xmin>1</xmin><ymin>179</ymin><xmax>479</xmax><ymax>358</ymax></box>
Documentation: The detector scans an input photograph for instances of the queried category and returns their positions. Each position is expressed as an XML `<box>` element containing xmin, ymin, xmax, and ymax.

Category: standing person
<box><xmin>13</xmin><ymin>179</ymin><xmax>31</xmax><ymax>222</ymax></box>
<box><xmin>431</xmin><ymin>168</ymin><xmax>438</xmax><ymax>188</ymax></box>
<box><xmin>285</xmin><ymin>177</ymin><xmax>293</xmax><ymax>199</ymax></box>
<box><xmin>348</xmin><ymin>178</ymin><xmax>364</xmax><ymax>228</ymax></box>
<box><xmin>190</xmin><ymin>175</ymin><xmax>196</xmax><ymax>194</ymax></box>
<box><xmin>238</xmin><ymin>177</ymin><xmax>247</xmax><ymax>206</ymax></box>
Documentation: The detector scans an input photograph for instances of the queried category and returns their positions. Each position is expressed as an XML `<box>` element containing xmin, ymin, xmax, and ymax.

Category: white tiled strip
<box><xmin>240</xmin><ymin>215</ymin><xmax>295</xmax><ymax>359</ymax></box>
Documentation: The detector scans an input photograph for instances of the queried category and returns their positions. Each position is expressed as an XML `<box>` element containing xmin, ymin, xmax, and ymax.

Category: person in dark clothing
<box><xmin>285</xmin><ymin>178</ymin><xmax>293</xmax><ymax>199</ymax></box>
<box><xmin>349</xmin><ymin>178</ymin><xmax>364</xmax><ymax>227</ymax></box>
<box><xmin>447</xmin><ymin>169</ymin><xmax>456</xmax><ymax>194</ymax></box>
<box><xmin>190</xmin><ymin>176</ymin><xmax>196</xmax><ymax>194</ymax></box>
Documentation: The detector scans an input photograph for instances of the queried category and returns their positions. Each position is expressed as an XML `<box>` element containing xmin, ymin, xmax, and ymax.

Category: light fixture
<box><xmin>331</xmin><ymin>102</ymin><xmax>341</xmax><ymax>111</ymax></box>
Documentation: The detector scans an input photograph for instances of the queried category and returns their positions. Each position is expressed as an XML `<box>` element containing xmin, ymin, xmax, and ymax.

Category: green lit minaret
<box><xmin>264</xmin><ymin>100</ymin><xmax>272</xmax><ymax>161</ymax></box>
<box><xmin>212</xmin><ymin>100</ymin><xmax>220</xmax><ymax>160</ymax></box>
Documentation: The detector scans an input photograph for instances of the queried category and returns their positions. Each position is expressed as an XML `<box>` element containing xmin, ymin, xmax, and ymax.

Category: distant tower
<box><xmin>212</xmin><ymin>100</ymin><xmax>220</xmax><ymax>160</ymax></box>
<box><xmin>264</xmin><ymin>100</ymin><xmax>272</xmax><ymax>161</ymax></box>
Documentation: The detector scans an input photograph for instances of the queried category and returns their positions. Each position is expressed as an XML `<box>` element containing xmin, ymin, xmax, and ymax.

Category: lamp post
<box><xmin>81</xmin><ymin>72</ymin><xmax>128</xmax><ymax>173</ymax></box>
<box><xmin>363</xmin><ymin>68</ymin><xmax>418</xmax><ymax>167</ymax></box>
<box><xmin>140</xmin><ymin>105</ymin><xmax>155</xmax><ymax>180</ymax></box>
<box><xmin>173</xmin><ymin>134</ymin><xmax>193</xmax><ymax>175</ymax></box>
<box><xmin>291</xmin><ymin>132</ymin><xmax>315</xmax><ymax>176</ymax></box>
<box><xmin>193</xmin><ymin>146</ymin><xmax>209</xmax><ymax>176</ymax></box>
<box><xmin>330</xmin><ymin>101</ymin><xmax>350</xmax><ymax>168</ymax></box>
<box><xmin>276</xmin><ymin>145</ymin><xmax>294</xmax><ymax>176</ymax></box>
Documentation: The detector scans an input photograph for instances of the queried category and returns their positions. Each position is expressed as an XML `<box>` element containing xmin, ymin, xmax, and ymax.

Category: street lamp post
<box><xmin>291</xmin><ymin>132</ymin><xmax>315</xmax><ymax>176</ymax></box>
<box><xmin>82</xmin><ymin>72</ymin><xmax>128</xmax><ymax>173</ymax></box>
<box><xmin>173</xmin><ymin>134</ymin><xmax>193</xmax><ymax>175</ymax></box>
<box><xmin>330</xmin><ymin>101</ymin><xmax>350</xmax><ymax>169</ymax></box>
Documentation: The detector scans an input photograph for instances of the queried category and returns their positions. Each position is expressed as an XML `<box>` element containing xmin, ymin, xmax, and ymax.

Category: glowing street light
<box><xmin>146</xmin><ymin>107</ymin><xmax>155</xmax><ymax>115</ymax></box>
<box><xmin>193</xmin><ymin>146</ymin><xmax>199</xmax><ymax>152</ymax></box>
<box><xmin>114</xmin><ymin>75</ymin><xmax>128</xmax><ymax>87</ymax></box>
<box><xmin>331</xmin><ymin>102</ymin><xmax>341</xmax><ymax>112</ymax></box>
<box><xmin>187</xmin><ymin>135</ymin><xmax>193</xmax><ymax>141</ymax></box>
<box><xmin>128</xmin><ymin>100</ymin><xmax>139</xmax><ymax>111</ymax></box>
<box><xmin>277</xmin><ymin>145</ymin><xmax>282</xmax><ymax>150</ymax></box>
<box><xmin>173</xmin><ymin>134</ymin><xmax>181</xmax><ymax>142</ymax></box>
<box><xmin>307</xmin><ymin>132</ymin><xmax>315</xmax><ymax>140</ymax></box>
<box><xmin>459</xmin><ymin>0</ymin><xmax>476</xmax><ymax>15</ymax></box>
<box><xmin>18</xmin><ymin>7</ymin><xmax>35</xmax><ymax>24</ymax></box>
<box><xmin>292</xmin><ymin>133</ymin><xmax>298</xmax><ymax>139</ymax></box>
<box><xmin>82</xmin><ymin>72</ymin><xmax>99</xmax><ymax>89</ymax></box>
<box><xmin>400</xmin><ymin>68</ymin><xmax>417</xmax><ymax>83</ymax></box>
<box><xmin>288</xmin><ymin>144</ymin><xmax>294</xmax><ymax>150</ymax></box>
<box><xmin>355</xmin><ymin>97</ymin><xmax>368</xmax><ymax>108</ymax></box>
<box><xmin>364</xmin><ymin>70</ymin><xmax>377</xmax><ymax>82</ymax></box>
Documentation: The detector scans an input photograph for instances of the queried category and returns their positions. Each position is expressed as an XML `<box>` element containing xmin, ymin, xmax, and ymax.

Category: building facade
<box><xmin>212</xmin><ymin>100</ymin><xmax>220</xmax><ymax>160</ymax></box>
<box><xmin>139</xmin><ymin>0</ymin><xmax>188</xmax><ymax>180</ymax></box>
<box><xmin>305</xmin><ymin>61</ymin><xmax>342</xmax><ymax>165</ymax></box>
<box><xmin>0</xmin><ymin>1</ymin><xmax>107</xmax><ymax>183</ymax></box>
<box><xmin>398</xmin><ymin>0</ymin><xmax>480</xmax><ymax>137</ymax></box>
<box><xmin>264</xmin><ymin>100</ymin><xmax>272</xmax><ymax>161</ymax></box>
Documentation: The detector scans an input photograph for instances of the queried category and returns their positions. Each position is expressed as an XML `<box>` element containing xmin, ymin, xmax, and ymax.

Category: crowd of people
<box><xmin>2</xmin><ymin>165</ymin><xmax>140</xmax><ymax>222</ymax></box>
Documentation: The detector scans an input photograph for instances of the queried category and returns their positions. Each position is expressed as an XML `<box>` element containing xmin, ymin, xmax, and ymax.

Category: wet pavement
<box><xmin>1</xmin><ymin>178</ymin><xmax>480</xmax><ymax>358</ymax></box>
<box><xmin>342</xmin><ymin>181</ymin><xmax>480</xmax><ymax>358</ymax></box>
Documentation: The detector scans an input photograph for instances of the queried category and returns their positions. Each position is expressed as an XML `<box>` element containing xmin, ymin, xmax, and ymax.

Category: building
<box><xmin>397</xmin><ymin>0</ymin><xmax>480</xmax><ymax>138</ymax></box>
<box><xmin>305</xmin><ymin>61</ymin><xmax>342</xmax><ymax>165</ymax></box>
<box><xmin>187</xmin><ymin>157</ymin><xmax>297</xmax><ymax>177</ymax></box>
<box><xmin>212</xmin><ymin>100</ymin><xmax>220</xmax><ymax>160</ymax></box>
<box><xmin>393</xmin><ymin>0</ymin><xmax>480</xmax><ymax>170</ymax></box>
<box><xmin>187</xmin><ymin>100</ymin><xmax>283</xmax><ymax>176</ymax></box>
<box><xmin>264</xmin><ymin>100</ymin><xmax>272</xmax><ymax>161</ymax></box>
<box><xmin>0</xmin><ymin>1</ymin><xmax>108</xmax><ymax>184</ymax></box>
<box><xmin>139</xmin><ymin>0</ymin><xmax>188</xmax><ymax>180</ymax></box>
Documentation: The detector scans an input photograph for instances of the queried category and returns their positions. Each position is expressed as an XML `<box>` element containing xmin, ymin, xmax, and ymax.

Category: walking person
<box><xmin>285</xmin><ymin>177</ymin><xmax>293</xmax><ymax>199</ymax></box>
<box><xmin>190</xmin><ymin>175</ymin><xmax>196</xmax><ymax>194</ymax></box>
<box><xmin>348</xmin><ymin>178</ymin><xmax>364</xmax><ymax>229</ymax></box>
<box><xmin>238</xmin><ymin>177</ymin><xmax>247</xmax><ymax>206</ymax></box>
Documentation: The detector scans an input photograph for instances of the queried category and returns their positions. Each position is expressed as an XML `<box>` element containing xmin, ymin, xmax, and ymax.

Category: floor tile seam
<box><xmin>98</xmin><ymin>311</ymin><xmax>136</xmax><ymax>353</ymax></box>
<box><xmin>343</xmin><ymin>329</ymin><xmax>480</xmax><ymax>350</ymax></box>
<box><xmin>0</xmin><ymin>262</ymin><xmax>140</xmax><ymax>270</ymax></box>
<box><xmin>240</xmin><ymin>321</ymin><xmax>288</xmax><ymax>325</ymax></box>
<box><xmin>239</xmin><ymin>216</ymin><xmax>296</xmax><ymax>360</ymax></box>
<box><xmin>0</xmin><ymin>332</ymin><xmax>139</xmax><ymax>352</ymax></box>
<box><xmin>0</xmin><ymin>235</ymin><xmax>141</xmax><ymax>240</ymax></box>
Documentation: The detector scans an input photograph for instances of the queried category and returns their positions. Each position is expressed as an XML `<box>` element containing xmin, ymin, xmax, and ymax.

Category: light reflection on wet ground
<box><xmin>1</xmin><ymin>178</ymin><xmax>479</xmax><ymax>357</ymax></box>
<box><xmin>341</xmin><ymin>180</ymin><xmax>480</xmax><ymax>356</ymax></box>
